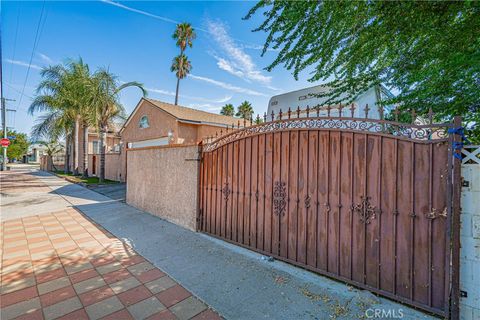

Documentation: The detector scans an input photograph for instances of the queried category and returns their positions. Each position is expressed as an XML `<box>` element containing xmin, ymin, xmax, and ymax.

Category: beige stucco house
<box><xmin>116</xmin><ymin>98</ymin><xmax>245</xmax><ymax>181</ymax></box>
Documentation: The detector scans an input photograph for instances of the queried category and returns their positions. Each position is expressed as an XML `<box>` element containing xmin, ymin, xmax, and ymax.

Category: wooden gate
<box><xmin>198</xmin><ymin>107</ymin><xmax>461</xmax><ymax>318</ymax></box>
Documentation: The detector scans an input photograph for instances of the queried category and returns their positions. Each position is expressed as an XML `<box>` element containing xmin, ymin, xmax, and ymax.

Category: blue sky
<box><xmin>2</xmin><ymin>0</ymin><xmax>314</xmax><ymax>135</ymax></box>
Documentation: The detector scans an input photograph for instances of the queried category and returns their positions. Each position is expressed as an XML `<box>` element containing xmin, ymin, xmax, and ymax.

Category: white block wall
<box><xmin>460</xmin><ymin>164</ymin><xmax>480</xmax><ymax>320</ymax></box>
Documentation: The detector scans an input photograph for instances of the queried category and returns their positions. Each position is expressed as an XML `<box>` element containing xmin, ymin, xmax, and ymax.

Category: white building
<box><xmin>267</xmin><ymin>84</ymin><xmax>395</xmax><ymax>119</ymax></box>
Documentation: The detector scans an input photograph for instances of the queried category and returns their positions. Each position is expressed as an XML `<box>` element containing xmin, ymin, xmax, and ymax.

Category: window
<box><xmin>92</xmin><ymin>141</ymin><xmax>100</xmax><ymax>154</ymax></box>
<box><xmin>139</xmin><ymin>115</ymin><xmax>149</xmax><ymax>128</ymax></box>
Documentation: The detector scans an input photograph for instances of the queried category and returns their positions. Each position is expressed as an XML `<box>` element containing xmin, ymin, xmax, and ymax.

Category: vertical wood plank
<box><xmin>297</xmin><ymin>131</ymin><xmax>309</xmax><ymax>265</ymax></box>
<box><xmin>244</xmin><ymin>137</ymin><xmax>252</xmax><ymax>246</ymax></box>
<box><xmin>352</xmin><ymin>133</ymin><xmax>366</xmax><ymax>283</ymax></box>
<box><xmin>272</xmin><ymin>132</ymin><xmax>282</xmax><ymax>256</ymax></box>
<box><xmin>307</xmin><ymin>131</ymin><xmax>318</xmax><ymax>268</ymax></box>
<box><xmin>328</xmin><ymin>131</ymin><xmax>340</xmax><ymax>273</ymax></box>
<box><xmin>317</xmin><ymin>131</ymin><xmax>329</xmax><ymax>270</ymax></box>
<box><xmin>264</xmin><ymin>133</ymin><xmax>273</xmax><ymax>253</ymax></box>
<box><xmin>396</xmin><ymin>140</ymin><xmax>413</xmax><ymax>299</ymax></box>
<box><xmin>287</xmin><ymin>131</ymin><xmax>298</xmax><ymax>260</ymax></box>
<box><xmin>339</xmin><ymin>132</ymin><xmax>353</xmax><ymax>278</ymax></box>
<box><xmin>232</xmin><ymin>141</ymin><xmax>239</xmax><ymax>242</ymax></box>
<box><xmin>366</xmin><ymin>135</ymin><xmax>380</xmax><ymax>287</ymax></box>
<box><xmin>257</xmin><ymin>134</ymin><xmax>266</xmax><ymax>251</ymax></box>
<box><xmin>380</xmin><ymin>137</ymin><xmax>395</xmax><ymax>292</ymax></box>
<box><xmin>250</xmin><ymin>136</ymin><xmax>258</xmax><ymax>249</ymax></box>
<box><xmin>238</xmin><ymin>139</ymin><xmax>245</xmax><ymax>244</ymax></box>
<box><xmin>413</xmin><ymin>143</ymin><xmax>430</xmax><ymax>305</ymax></box>
<box><xmin>221</xmin><ymin>145</ymin><xmax>228</xmax><ymax>237</ymax></box>
<box><xmin>226</xmin><ymin>144</ymin><xmax>233</xmax><ymax>240</ymax></box>
<box><xmin>431</xmin><ymin>142</ymin><xmax>448</xmax><ymax>309</ymax></box>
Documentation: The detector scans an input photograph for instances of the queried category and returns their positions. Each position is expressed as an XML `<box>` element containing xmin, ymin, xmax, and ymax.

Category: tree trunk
<box><xmin>82</xmin><ymin>125</ymin><xmax>89</xmax><ymax>178</ymax></box>
<box><xmin>64</xmin><ymin>134</ymin><xmax>69</xmax><ymax>174</ymax></box>
<box><xmin>73</xmin><ymin>117</ymin><xmax>80</xmax><ymax>175</ymax></box>
<box><xmin>174</xmin><ymin>77</ymin><xmax>180</xmax><ymax>105</ymax></box>
<box><xmin>99</xmin><ymin>129</ymin><xmax>106</xmax><ymax>183</ymax></box>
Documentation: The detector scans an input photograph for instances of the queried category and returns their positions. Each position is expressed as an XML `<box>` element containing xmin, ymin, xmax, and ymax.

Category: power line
<box><xmin>16</xmin><ymin>0</ymin><xmax>46</xmax><ymax>110</ymax></box>
<box><xmin>8</xmin><ymin>7</ymin><xmax>20</xmax><ymax>83</ymax></box>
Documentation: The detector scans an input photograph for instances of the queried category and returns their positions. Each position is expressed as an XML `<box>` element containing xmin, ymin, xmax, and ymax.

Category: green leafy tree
<box><xmin>172</xmin><ymin>23</ymin><xmax>196</xmax><ymax>105</ymax></box>
<box><xmin>246</xmin><ymin>1</ymin><xmax>480</xmax><ymax>142</ymax></box>
<box><xmin>0</xmin><ymin>130</ymin><xmax>29</xmax><ymax>160</ymax></box>
<box><xmin>236</xmin><ymin>101</ymin><xmax>254</xmax><ymax>120</ymax></box>
<box><xmin>220</xmin><ymin>103</ymin><xmax>235</xmax><ymax>116</ymax></box>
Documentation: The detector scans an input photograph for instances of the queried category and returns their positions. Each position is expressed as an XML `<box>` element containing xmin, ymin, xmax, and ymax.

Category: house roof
<box><xmin>120</xmin><ymin>98</ymin><xmax>248</xmax><ymax>133</ymax></box>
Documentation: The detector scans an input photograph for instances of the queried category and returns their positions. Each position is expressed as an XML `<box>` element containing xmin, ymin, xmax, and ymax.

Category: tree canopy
<box><xmin>245</xmin><ymin>1</ymin><xmax>480</xmax><ymax>142</ymax></box>
<box><xmin>236</xmin><ymin>101</ymin><xmax>254</xmax><ymax>120</ymax></box>
<box><xmin>0</xmin><ymin>130</ymin><xmax>29</xmax><ymax>160</ymax></box>
<box><xmin>220</xmin><ymin>104</ymin><xmax>235</xmax><ymax>117</ymax></box>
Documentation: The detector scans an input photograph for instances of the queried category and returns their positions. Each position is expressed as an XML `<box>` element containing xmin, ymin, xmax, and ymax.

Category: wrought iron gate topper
<box><xmin>273</xmin><ymin>181</ymin><xmax>287</xmax><ymax>216</ymax></box>
<box><xmin>351</xmin><ymin>196</ymin><xmax>380</xmax><ymax>224</ymax></box>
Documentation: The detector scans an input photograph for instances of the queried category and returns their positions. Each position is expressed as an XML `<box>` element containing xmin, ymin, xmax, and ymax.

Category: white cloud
<box><xmin>101</xmin><ymin>0</ymin><xmax>179</xmax><ymax>25</ymax></box>
<box><xmin>189</xmin><ymin>74</ymin><xmax>268</xmax><ymax>97</ymax></box>
<box><xmin>6</xmin><ymin>59</ymin><xmax>42</xmax><ymax>70</ymax></box>
<box><xmin>187</xmin><ymin>103</ymin><xmax>222</xmax><ymax>112</ymax></box>
<box><xmin>38</xmin><ymin>53</ymin><xmax>53</xmax><ymax>64</ymax></box>
<box><xmin>206</xmin><ymin>20</ymin><xmax>272</xmax><ymax>85</ymax></box>
<box><xmin>145</xmin><ymin>86</ymin><xmax>232</xmax><ymax>103</ymax></box>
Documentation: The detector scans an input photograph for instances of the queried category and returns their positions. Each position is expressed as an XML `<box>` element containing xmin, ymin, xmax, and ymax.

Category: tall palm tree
<box><xmin>29</xmin><ymin>60</ymin><xmax>94</xmax><ymax>176</ymax></box>
<box><xmin>29</xmin><ymin>63</ymin><xmax>77</xmax><ymax>174</ymax></box>
<box><xmin>236</xmin><ymin>101</ymin><xmax>254</xmax><ymax>120</ymax></box>
<box><xmin>171</xmin><ymin>54</ymin><xmax>192</xmax><ymax>104</ymax></box>
<box><xmin>90</xmin><ymin>68</ymin><xmax>146</xmax><ymax>183</ymax></box>
<box><xmin>172</xmin><ymin>23</ymin><xmax>196</xmax><ymax>105</ymax></box>
<box><xmin>63</xmin><ymin>60</ymin><xmax>94</xmax><ymax>178</ymax></box>
<box><xmin>220</xmin><ymin>104</ymin><xmax>235</xmax><ymax>116</ymax></box>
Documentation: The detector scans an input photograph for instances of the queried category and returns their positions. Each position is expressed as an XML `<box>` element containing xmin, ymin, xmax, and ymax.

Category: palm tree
<box><xmin>236</xmin><ymin>101</ymin><xmax>254</xmax><ymax>120</ymax></box>
<box><xmin>38</xmin><ymin>140</ymin><xmax>64</xmax><ymax>171</ymax></box>
<box><xmin>64</xmin><ymin>60</ymin><xmax>94</xmax><ymax>178</ymax></box>
<box><xmin>30</xmin><ymin>60</ymin><xmax>94</xmax><ymax>176</ymax></box>
<box><xmin>29</xmin><ymin>63</ymin><xmax>77</xmax><ymax>174</ymax></box>
<box><xmin>90</xmin><ymin>68</ymin><xmax>146</xmax><ymax>183</ymax></box>
<box><xmin>171</xmin><ymin>54</ymin><xmax>192</xmax><ymax>104</ymax></box>
<box><xmin>220</xmin><ymin>104</ymin><xmax>235</xmax><ymax>117</ymax></box>
<box><xmin>172</xmin><ymin>23</ymin><xmax>196</xmax><ymax>105</ymax></box>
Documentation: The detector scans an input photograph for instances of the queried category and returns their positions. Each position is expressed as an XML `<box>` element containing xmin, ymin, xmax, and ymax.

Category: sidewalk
<box><xmin>1</xmin><ymin>169</ymin><xmax>221</xmax><ymax>320</ymax></box>
<box><xmin>2</xmin><ymin>169</ymin><xmax>438</xmax><ymax>319</ymax></box>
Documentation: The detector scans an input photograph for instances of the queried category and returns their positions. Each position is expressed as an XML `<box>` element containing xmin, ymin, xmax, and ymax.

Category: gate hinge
<box><xmin>462</xmin><ymin>179</ymin><xmax>470</xmax><ymax>188</ymax></box>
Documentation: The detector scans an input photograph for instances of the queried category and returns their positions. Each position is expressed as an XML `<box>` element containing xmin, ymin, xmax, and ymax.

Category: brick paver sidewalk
<box><xmin>1</xmin><ymin>172</ymin><xmax>222</xmax><ymax>320</ymax></box>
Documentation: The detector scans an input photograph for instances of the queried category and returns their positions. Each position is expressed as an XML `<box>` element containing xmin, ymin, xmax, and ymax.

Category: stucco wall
<box><xmin>126</xmin><ymin>144</ymin><xmax>200</xmax><ymax>231</ymax></box>
<box><xmin>87</xmin><ymin>153</ymin><xmax>124</xmax><ymax>182</ymax></box>
<box><xmin>460</xmin><ymin>163</ymin><xmax>480</xmax><ymax>319</ymax></box>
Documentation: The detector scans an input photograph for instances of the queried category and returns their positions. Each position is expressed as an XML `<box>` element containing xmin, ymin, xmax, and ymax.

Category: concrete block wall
<box><xmin>460</xmin><ymin>164</ymin><xmax>480</xmax><ymax>320</ymax></box>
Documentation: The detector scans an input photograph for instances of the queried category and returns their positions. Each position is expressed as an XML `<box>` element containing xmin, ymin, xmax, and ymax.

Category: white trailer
<box><xmin>267</xmin><ymin>84</ymin><xmax>394</xmax><ymax>119</ymax></box>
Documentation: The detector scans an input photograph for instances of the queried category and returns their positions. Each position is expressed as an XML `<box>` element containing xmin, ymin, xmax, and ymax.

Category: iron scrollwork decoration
<box><xmin>351</xmin><ymin>196</ymin><xmax>380</xmax><ymax>224</ymax></box>
<box><xmin>222</xmin><ymin>183</ymin><xmax>231</xmax><ymax>201</ymax></box>
<box><xmin>202</xmin><ymin>115</ymin><xmax>453</xmax><ymax>152</ymax></box>
<box><xmin>304</xmin><ymin>195</ymin><xmax>311</xmax><ymax>209</ymax></box>
<box><xmin>273</xmin><ymin>181</ymin><xmax>287</xmax><ymax>216</ymax></box>
<box><xmin>425</xmin><ymin>207</ymin><xmax>447</xmax><ymax>220</ymax></box>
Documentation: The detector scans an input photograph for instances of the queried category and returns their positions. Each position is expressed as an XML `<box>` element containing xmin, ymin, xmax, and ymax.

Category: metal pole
<box><xmin>0</xmin><ymin>15</ymin><xmax>5</xmax><ymax>171</ymax></box>
<box><xmin>450</xmin><ymin>116</ymin><xmax>462</xmax><ymax>320</ymax></box>
<box><xmin>1</xmin><ymin>98</ymin><xmax>6</xmax><ymax>171</ymax></box>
